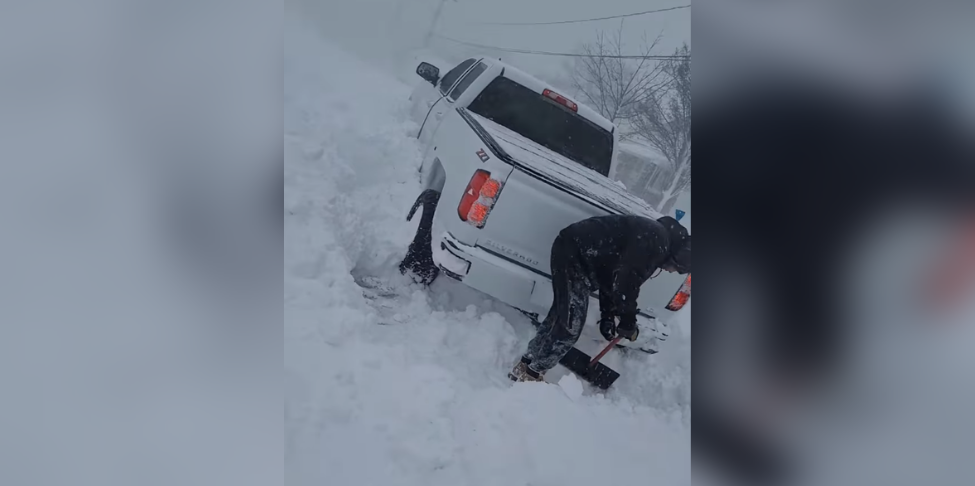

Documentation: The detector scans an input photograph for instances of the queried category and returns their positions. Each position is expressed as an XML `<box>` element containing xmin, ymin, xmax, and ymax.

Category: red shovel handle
<box><xmin>589</xmin><ymin>337</ymin><xmax>623</xmax><ymax>367</ymax></box>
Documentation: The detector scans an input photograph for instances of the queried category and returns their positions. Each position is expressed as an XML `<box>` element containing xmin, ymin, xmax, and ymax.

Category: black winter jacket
<box><xmin>559</xmin><ymin>214</ymin><xmax>675</xmax><ymax>325</ymax></box>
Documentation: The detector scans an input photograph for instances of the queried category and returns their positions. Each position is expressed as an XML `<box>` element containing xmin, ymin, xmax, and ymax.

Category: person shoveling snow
<box><xmin>509</xmin><ymin>215</ymin><xmax>691</xmax><ymax>385</ymax></box>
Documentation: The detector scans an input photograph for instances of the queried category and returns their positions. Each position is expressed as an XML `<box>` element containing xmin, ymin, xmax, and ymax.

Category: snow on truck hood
<box><xmin>467</xmin><ymin>111</ymin><xmax>664</xmax><ymax>220</ymax></box>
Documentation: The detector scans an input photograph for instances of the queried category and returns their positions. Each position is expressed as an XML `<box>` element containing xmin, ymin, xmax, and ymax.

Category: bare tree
<box><xmin>631</xmin><ymin>43</ymin><xmax>691</xmax><ymax>212</ymax></box>
<box><xmin>570</xmin><ymin>22</ymin><xmax>668</xmax><ymax>126</ymax></box>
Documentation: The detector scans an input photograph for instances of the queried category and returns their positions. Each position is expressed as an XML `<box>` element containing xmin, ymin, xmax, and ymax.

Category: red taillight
<box><xmin>469</xmin><ymin>202</ymin><xmax>490</xmax><ymax>223</ymax></box>
<box><xmin>458</xmin><ymin>169</ymin><xmax>503</xmax><ymax>228</ymax></box>
<box><xmin>542</xmin><ymin>89</ymin><xmax>578</xmax><ymax>112</ymax></box>
<box><xmin>480</xmin><ymin>179</ymin><xmax>500</xmax><ymax>199</ymax></box>
<box><xmin>666</xmin><ymin>274</ymin><xmax>691</xmax><ymax>311</ymax></box>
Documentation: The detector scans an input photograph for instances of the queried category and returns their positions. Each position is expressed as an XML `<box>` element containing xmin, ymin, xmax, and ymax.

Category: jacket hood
<box><xmin>657</xmin><ymin>216</ymin><xmax>691</xmax><ymax>274</ymax></box>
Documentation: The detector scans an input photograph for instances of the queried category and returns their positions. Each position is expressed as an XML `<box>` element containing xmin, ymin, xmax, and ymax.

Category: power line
<box><xmin>473</xmin><ymin>5</ymin><xmax>690</xmax><ymax>26</ymax></box>
<box><xmin>434</xmin><ymin>35</ymin><xmax>690</xmax><ymax>60</ymax></box>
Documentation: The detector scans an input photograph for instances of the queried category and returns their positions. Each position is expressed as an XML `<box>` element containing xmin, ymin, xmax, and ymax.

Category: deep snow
<box><xmin>284</xmin><ymin>21</ymin><xmax>690</xmax><ymax>486</ymax></box>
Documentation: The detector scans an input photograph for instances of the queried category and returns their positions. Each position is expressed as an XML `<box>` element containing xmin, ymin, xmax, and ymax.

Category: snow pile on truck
<box><xmin>284</xmin><ymin>21</ymin><xmax>690</xmax><ymax>486</ymax></box>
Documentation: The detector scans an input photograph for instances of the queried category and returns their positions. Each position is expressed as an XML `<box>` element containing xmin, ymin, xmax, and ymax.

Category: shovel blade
<box><xmin>559</xmin><ymin>347</ymin><xmax>620</xmax><ymax>390</ymax></box>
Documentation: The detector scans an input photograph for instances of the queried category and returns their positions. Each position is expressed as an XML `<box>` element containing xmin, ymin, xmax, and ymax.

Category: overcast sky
<box><xmin>292</xmin><ymin>0</ymin><xmax>690</xmax><ymax>86</ymax></box>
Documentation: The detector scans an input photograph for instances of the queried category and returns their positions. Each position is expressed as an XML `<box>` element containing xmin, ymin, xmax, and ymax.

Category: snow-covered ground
<box><xmin>284</xmin><ymin>21</ymin><xmax>690</xmax><ymax>486</ymax></box>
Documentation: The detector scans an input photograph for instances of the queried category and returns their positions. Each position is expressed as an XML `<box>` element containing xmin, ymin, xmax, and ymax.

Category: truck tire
<box><xmin>399</xmin><ymin>189</ymin><xmax>441</xmax><ymax>286</ymax></box>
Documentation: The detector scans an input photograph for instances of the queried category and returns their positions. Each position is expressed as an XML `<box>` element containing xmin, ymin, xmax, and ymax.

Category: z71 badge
<box><xmin>476</xmin><ymin>148</ymin><xmax>490</xmax><ymax>162</ymax></box>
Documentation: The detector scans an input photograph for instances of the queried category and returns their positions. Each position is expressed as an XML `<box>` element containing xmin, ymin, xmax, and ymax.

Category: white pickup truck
<box><xmin>401</xmin><ymin>57</ymin><xmax>691</xmax><ymax>353</ymax></box>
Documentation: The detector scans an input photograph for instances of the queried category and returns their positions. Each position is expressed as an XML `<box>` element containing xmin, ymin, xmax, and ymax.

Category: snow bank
<box><xmin>285</xmin><ymin>20</ymin><xmax>690</xmax><ymax>486</ymax></box>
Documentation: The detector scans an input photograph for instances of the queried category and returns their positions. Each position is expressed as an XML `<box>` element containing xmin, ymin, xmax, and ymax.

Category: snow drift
<box><xmin>284</xmin><ymin>19</ymin><xmax>690</xmax><ymax>486</ymax></box>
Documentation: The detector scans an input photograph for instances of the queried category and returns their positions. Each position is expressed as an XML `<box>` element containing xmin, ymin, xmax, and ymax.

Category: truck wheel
<box><xmin>399</xmin><ymin>189</ymin><xmax>441</xmax><ymax>286</ymax></box>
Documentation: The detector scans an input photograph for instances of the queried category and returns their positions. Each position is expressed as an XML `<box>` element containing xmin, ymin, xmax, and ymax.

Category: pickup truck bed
<box><xmin>461</xmin><ymin>109</ymin><xmax>665</xmax><ymax>220</ymax></box>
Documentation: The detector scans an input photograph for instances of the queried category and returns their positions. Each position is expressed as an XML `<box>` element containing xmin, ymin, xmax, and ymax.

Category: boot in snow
<box><xmin>508</xmin><ymin>356</ymin><xmax>545</xmax><ymax>383</ymax></box>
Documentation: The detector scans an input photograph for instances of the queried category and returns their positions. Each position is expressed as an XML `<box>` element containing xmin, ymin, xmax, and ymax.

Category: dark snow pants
<box><xmin>525</xmin><ymin>234</ymin><xmax>592</xmax><ymax>374</ymax></box>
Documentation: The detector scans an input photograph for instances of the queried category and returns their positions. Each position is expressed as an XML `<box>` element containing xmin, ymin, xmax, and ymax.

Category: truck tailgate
<box><xmin>459</xmin><ymin>110</ymin><xmax>686</xmax><ymax>318</ymax></box>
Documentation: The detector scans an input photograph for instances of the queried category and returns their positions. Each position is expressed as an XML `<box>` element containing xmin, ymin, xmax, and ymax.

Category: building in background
<box><xmin>615</xmin><ymin>140</ymin><xmax>688</xmax><ymax>216</ymax></box>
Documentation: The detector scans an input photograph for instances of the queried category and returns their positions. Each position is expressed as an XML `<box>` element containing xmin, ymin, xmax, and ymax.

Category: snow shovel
<box><xmin>559</xmin><ymin>336</ymin><xmax>623</xmax><ymax>390</ymax></box>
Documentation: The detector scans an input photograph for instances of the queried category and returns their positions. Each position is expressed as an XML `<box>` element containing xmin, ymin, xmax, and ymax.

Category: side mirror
<box><xmin>416</xmin><ymin>62</ymin><xmax>440</xmax><ymax>86</ymax></box>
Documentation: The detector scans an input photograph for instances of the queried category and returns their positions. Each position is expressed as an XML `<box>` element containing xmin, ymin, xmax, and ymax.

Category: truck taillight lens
<box><xmin>542</xmin><ymin>89</ymin><xmax>578</xmax><ymax>112</ymax></box>
<box><xmin>469</xmin><ymin>202</ymin><xmax>490</xmax><ymax>223</ymax></box>
<box><xmin>458</xmin><ymin>169</ymin><xmax>503</xmax><ymax>228</ymax></box>
<box><xmin>480</xmin><ymin>179</ymin><xmax>500</xmax><ymax>198</ymax></box>
<box><xmin>666</xmin><ymin>274</ymin><xmax>691</xmax><ymax>311</ymax></box>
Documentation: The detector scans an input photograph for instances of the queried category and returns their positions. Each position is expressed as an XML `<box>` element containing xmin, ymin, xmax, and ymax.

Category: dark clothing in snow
<box><xmin>525</xmin><ymin>233</ymin><xmax>592</xmax><ymax>373</ymax></box>
<box><xmin>565</xmin><ymin>214</ymin><xmax>681</xmax><ymax>325</ymax></box>
<box><xmin>657</xmin><ymin>216</ymin><xmax>692</xmax><ymax>273</ymax></box>
<box><xmin>525</xmin><ymin>214</ymin><xmax>687</xmax><ymax>374</ymax></box>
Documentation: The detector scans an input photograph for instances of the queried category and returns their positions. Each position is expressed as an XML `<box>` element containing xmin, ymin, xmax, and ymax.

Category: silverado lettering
<box><xmin>481</xmin><ymin>239</ymin><xmax>540</xmax><ymax>267</ymax></box>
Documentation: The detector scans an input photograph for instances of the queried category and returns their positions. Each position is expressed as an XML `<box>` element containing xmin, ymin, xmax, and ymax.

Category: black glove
<box><xmin>616</xmin><ymin>315</ymin><xmax>639</xmax><ymax>341</ymax></box>
<box><xmin>599</xmin><ymin>317</ymin><xmax>617</xmax><ymax>341</ymax></box>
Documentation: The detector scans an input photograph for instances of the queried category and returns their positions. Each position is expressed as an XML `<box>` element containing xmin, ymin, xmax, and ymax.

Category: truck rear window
<box><xmin>467</xmin><ymin>77</ymin><xmax>614</xmax><ymax>176</ymax></box>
